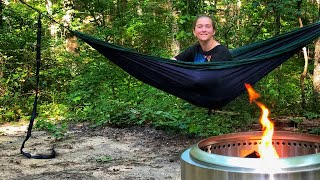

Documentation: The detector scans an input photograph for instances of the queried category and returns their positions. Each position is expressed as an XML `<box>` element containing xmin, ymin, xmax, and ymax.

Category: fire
<box><xmin>245</xmin><ymin>83</ymin><xmax>279</xmax><ymax>159</ymax></box>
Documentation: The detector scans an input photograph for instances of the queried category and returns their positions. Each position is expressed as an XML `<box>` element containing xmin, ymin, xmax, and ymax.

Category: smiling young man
<box><xmin>174</xmin><ymin>15</ymin><xmax>232</xmax><ymax>62</ymax></box>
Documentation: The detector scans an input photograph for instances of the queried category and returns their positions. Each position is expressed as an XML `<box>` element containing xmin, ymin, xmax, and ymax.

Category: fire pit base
<box><xmin>180</xmin><ymin>131</ymin><xmax>320</xmax><ymax>180</ymax></box>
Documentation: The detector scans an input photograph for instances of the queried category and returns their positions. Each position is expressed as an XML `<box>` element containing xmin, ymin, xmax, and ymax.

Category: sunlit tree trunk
<box><xmin>63</xmin><ymin>0</ymin><xmax>78</xmax><ymax>55</ymax></box>
<box><xmin>313</xmin><ymin>39</ymin><xmax>320</xmax><ymax>100</ymax></box>
<box><xmin>46</xmin><ymin>0</ymin><xmax>58</xmax><ymax>40</ymax></box>
<box><xmin>236</xmin><ymin>0</ymin><xmax>241</xmax><ymax>29</ymax></box>
<box><xmin>170</xmin><ymin>0</ymin><xmax>180</xmax><ymax>56</ymax></box>
<box><xmin>115</xmin><ymin>0</ymin><xmax>127</xmax><ymax>45</ymax></box>
<box><xmin>312</xmin><ymin>1</ymin><xmax>320</xmax><ymax>100</ymax></box>
<box><xmin>297</xmin><ymin>0</ymin><xmax>309</xmax><ymax>107</ymax></box>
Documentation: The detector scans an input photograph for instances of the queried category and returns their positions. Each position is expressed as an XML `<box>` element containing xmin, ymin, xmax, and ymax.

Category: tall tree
<box><xmin>313</xmin><ymin>0</ymin><xmax>320</xmax><ymax>100</ymax></box>
<box><xmin>297</xmin><ymin>0</ymin><xmax>309</xmax><ymax>107</ymax></box>
<box><xmin>314</xmin><ymin>39</ymin><xmax>320</xmax><ymax>100</ymax></box>
<box><xmin>170</xmin><ymin>0</ymin><xmax>180</xmax><ymax>56</ymax></box>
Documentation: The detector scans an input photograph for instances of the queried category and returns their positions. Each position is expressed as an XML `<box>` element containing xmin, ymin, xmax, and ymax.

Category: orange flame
<box><xmin>245</xmin><ymin>83</ymin><xmax>279</xmax><ymax>159</ymax></box>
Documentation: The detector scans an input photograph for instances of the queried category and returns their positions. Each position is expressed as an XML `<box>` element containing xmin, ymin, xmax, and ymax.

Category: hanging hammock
<box><xmin>17</xmin><ymin>1</ymin><xmax>320</xmax><ymax>159</ymax></box>
<box><xmin>17</xmin><ymin>0</ymin><xmax>320</xmax><ymax>160</ymax></box>
<box><xmin>72</xmin><ymin>21</ymin><xmax>320</xmax><ymax>109</ymax></box>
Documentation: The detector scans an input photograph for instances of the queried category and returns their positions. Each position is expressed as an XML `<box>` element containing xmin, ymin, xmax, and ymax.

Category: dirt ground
<box><xmin>0</xmin><ymin>117</ymin><xmax>318</xmax><ymax>180</ymax></box>
<box><xmin>0</xmin><ymin>123</ymin><xmax>200</xmax><ymax>180</ymax></box>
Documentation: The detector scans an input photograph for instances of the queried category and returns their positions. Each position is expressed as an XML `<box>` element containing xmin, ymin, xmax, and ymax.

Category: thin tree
<box><xmin>170</xmin><ymin>0</ymin><xmax>180</xmax><ymax>56</ymax></box>
<box><xmin>297</xmin><ymin>0</ymin><xmax>309</xmax><ymax>107</ymax></box>
<box><xmin>314</xmin><ymin>39</ymin><xmax>320</xmax><ymax>101</ymax></box>
<box><xmin>313</xmin><ymin>0</ymin><xmax>320</xmax><ymax>101</ymax></box>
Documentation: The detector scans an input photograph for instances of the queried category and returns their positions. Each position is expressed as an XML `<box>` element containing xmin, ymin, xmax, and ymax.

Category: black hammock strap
<box><xmin>72</xmin><ymin>20</ymin><xmax>320</xmax><ymax>109</ymax></box>
<box><xmin>20</xmin><ymin>14</ymin><xmax>56</xmax><ymax>159</ymax></box>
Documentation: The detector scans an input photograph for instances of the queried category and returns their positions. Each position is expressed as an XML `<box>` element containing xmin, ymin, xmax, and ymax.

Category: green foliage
<box><xmin>96</xmin><ymin>155</ymin><xmax>113</xmax><ymax>163</ymax></box>
<box><xmin>288</xmin><ymin>117</ymin><xmax>304</xmax><ymax>125</ymax></box>
<box><xmin>35</xmin><ymin>119</ymin><xmax>67</xmax><ymax>140</ymax></box>
<box><xmin>0</xmin><ymin>4</ymin><xmax>38</xmax><ymax>122</ymax></box>
<box><xmin>1</xmin><ymin>0</ymin><xmax>319</xmax><ymax>137</ymax></box>
<box><xmin>303</xmin><ymin>111</ymin><xmax>320</xmax><ymax>119</ymax></box>
<box><xmin>309</xmin><ymin>128</ymin><xmax>320</xmax><ymax>135</ymax></box>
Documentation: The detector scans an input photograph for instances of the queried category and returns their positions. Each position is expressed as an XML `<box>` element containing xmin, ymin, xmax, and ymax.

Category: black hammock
<box><xmin>72</xmin><ymin>21</ymin><xmax>320</xmax><ymax>109</ymax></box>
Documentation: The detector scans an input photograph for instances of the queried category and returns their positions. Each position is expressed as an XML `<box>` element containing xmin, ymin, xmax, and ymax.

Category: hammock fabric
<box><xmin>72</xmin><ymin>21</ymin><xmax>320</xmax><ymax>109</ymax></box>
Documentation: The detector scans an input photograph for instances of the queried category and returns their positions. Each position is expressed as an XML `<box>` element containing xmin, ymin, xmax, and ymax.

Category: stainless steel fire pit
<box><xmin>181</xmin><ymin>131</ymin><xmax>320</xmax><ymax>180</ymax></box>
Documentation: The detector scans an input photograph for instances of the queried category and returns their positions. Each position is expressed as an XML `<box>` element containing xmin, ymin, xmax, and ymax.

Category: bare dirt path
<box><xmin>0</xmin><ymin>124</ymin><xmax>199</xmax><ymax>180</ymax></box>
<box><xmin>0</xmin><ymin>117</ymin><xmax>318</xmax><ymax>180</ymax></box>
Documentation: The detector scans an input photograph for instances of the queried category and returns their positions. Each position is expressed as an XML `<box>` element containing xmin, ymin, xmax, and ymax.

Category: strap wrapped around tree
<box><xmin>72</xmin><ymin>21</ymin><xmax>320</xmax><ymax>109</ymax></box>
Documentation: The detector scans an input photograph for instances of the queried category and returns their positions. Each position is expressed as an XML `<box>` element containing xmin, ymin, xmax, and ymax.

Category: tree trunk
<box><xmin>313</xmin><ymin>38</ymin><xmax>320</xmax><ymax>100</ymax></box>
<box><xmin>297</xmin><ymin>0</ymin><xmax>309</xmax><ymax>107</ymax></box>
<box><xmin>170</xmin><ymin>1</ymin><xmax>180</xmax><ymax>56</ymax></box>
<box><xmin>272</xmin><ymin>0</ymin><xmax>282</xmax><ymax>97</ymax></box>
<box><xmin>312</xmin><ymin>0</ymin><xmax>320</xmax><ymax>101</ymax></box>
<box><xmin>236</xmin><ymin>0</ymin><xmax>241</xmax><ymax>29</ymax></box>
<box><xmin>116</xmin><ymin>0</ymin><xmax>127</xmax><ymax>20</ymax></box>
<box><xmin>46</xmin><ymin>0</ymin><xmax>58</xmax><ymax>40</ymax></box>
<box><xmin>273</xmin><ymin>1</ymin><xmax>281</xmax><ymax>36</ymax></box>
<box><xmin>63</xmin><ymin>0</ymin><xmax>78</xmax><ymax>55</ymax></box>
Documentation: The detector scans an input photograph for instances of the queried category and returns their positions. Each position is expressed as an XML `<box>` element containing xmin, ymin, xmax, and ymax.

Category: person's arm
<box><xmin>174</xmin><ymin>45</ymin><xmax>195</xmax><ymax>62</ymax></box>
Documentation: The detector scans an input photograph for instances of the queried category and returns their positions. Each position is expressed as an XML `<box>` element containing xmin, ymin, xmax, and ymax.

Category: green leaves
<box><xmin>35</xmin><ymin>119</ymin><xmax>67</xmax><ymax>140</ymax></box>
<box><xmin>1</xmin><ymin>0</ymin><xmax>319</xmax><ymax>137</ymax></box>
<box><xmin>96</xmin><ymin>155</ymin><xmax>113</xmax><ymax>163</ymax></box>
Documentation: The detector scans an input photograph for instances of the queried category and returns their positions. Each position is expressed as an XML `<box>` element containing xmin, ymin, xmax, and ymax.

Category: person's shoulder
<box><xmin>181</xmin><ymin>43</ymin><xmax>200</xmax><ymax>54</ymax></box>
<box><xmin>207</xmin><ymin>44</ymin><xmax>229</xmax><ymax>54</ymax></box>
<box><xmin>214</xmin><ymin>45</ymin><xmax>231</xmax><ymax>54</ymax></box>
<box><xmin>186</xmin><ymin>43</ymin><xmax>200</xmax><ymax>51</ymax></box>
<box><xmin>211</xmin><ymin>44</ymin><xmax>232</xmax><ymax>61</ymax></box>
<box><xmin>175</xmin><ymin>43</ymin><xmax>199</xmax><ymax>61</ymax></box>
<box><xmin>215</xmin><ymin>44</ymin><xmax>229</xmax><ymax>51</ymax></box>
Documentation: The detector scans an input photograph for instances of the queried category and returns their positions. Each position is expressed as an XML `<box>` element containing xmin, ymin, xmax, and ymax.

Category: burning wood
<box><xmin>244</xmin><ymin>151</ymin><xmax>261</xmax><ymax>158</ymax></box>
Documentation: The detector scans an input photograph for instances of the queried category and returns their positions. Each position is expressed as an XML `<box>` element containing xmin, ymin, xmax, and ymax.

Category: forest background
<box><xmin>1</xmin><ymin>0</ymin><xmax>320</xmax><ymax>138</ymax></box>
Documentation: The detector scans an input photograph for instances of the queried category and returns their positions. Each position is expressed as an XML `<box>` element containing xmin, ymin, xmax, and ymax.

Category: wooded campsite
<box><xmin>0</xmin><ymin>0</ymin><xmax>320</xmax><ymax>179</ymax></box>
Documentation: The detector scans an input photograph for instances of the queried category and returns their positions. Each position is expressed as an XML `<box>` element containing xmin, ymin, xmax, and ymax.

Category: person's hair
<box><xmin>193</xmin><ymin>14</ymin><xmax>216</xmax><ymax>30</ymax></box>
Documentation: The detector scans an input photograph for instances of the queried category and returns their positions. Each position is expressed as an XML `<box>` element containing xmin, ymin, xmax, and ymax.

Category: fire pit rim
<box><xmin>188</xmin><ymin>131</ymin><xmax>320</xmax><ymax>172</ymax></box>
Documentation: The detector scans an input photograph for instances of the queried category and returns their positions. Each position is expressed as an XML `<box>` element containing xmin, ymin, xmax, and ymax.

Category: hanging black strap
<box><xmin>20</xmin><ymin>14</ymin><xmax>56</xmax><ymax>159</ymax></box>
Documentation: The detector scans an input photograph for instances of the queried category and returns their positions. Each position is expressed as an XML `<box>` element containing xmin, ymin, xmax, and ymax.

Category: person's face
<box><xmin>193</xmin><ymin>17</ymin><xmax>215</xmax><ymax>42</ymax></box>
